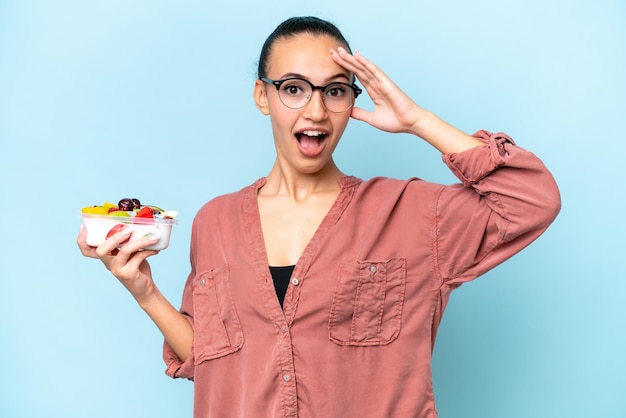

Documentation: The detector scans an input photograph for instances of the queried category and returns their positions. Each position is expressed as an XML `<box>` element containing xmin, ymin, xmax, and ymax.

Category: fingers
<box><xmin>349</xmin><ymin>106</ymin><xmax>372</xmax><ymax>124</ymax></box>
<box><xmin>331</xmin><ymin>47</ymin><xmax>384</xmax><ymax>88</ymax></box>
<box><xmin>77</xmin><ymin>225</ymin><xmax>160</xmax><ymax>301</ymax></box>
<box><xmin>77</xmin><ymin>224</ymin><xmax>101</xmax><ymax>258</ymax></box>
<box><xmin>95</xmin><ymin>227</ymin><xmax>134</xmax><ymax>258</ymax></box>
<box><xmin>87</xmin><ymin>227</ymin><xmax>159</xmax><ymax>273</ymax></box>
<box><xmin>113</xmin><ymin>249</ymin><xmax>159</xmax><ymax>281</ymax></box>
<box><xmin>331</xmin><ymin>47</ymin><xmax>364</xmax><ymax>80</ymax></box>
<box><xmin>99</xmin><ymin>234</ymin><xmax>160</xmax><ymax>281</ymax></box>
<box><xmin>330</xmin><ymin>47</ymin><xmax>355</xmax><ymax>70</ymax></box>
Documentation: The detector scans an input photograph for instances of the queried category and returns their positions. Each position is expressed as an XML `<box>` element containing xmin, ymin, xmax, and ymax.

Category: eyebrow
<box><xmin>279</xmin><ymin>72</ymin><xmax>351</xmax><ymax>83</ymax></box>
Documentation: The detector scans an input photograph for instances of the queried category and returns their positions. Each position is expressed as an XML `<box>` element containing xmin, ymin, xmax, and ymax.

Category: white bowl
<box><xmin>82</xmin><ymin>213</ymin><xmax>177</xmax><ymax>250</ymax></box>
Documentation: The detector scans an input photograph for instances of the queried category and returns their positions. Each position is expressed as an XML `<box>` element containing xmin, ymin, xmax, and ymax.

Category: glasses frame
<box><xmin>260</xmin><ymin>77</ymin><xmax>362</xmax><ymax>113</ymax></box>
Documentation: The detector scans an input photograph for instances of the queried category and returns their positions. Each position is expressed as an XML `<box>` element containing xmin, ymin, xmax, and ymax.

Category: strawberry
<box><xmin>134</xmin><ymin>206</ymin><xmax>155</xmax><ymax>224</ymax></box>
<box><xmin>106</xmin><ymin>223</ymin><xmax>131</xmax><ymax>243</ymax></box>
<box><xmin>136</xmin><ymin>206</ymin><xmax>154</xmax><ymax>218</ymax></box>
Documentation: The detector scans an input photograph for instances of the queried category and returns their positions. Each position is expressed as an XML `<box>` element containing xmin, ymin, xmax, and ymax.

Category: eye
<box><xmin>285</xmin><ymin>85</ymin><xmax>302</xmax><ymax>95</ymax></box>
<box><xmin>325</xmin><ymin>84</ymin><xmax>347</xmax><ymax>98</ymax></box>
<box><xmin>281</xmin><ymin>80</ymin><xmax>308</xmax><ymax>97</ymax></box>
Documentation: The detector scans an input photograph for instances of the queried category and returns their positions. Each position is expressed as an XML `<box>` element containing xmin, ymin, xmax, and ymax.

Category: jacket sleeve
<box><xmin>162</xmin><ymin>273</ymin><xmax>196</xmax><ymax>380</ymax></box>
<box><xmin>162</xmin><ymin>223</ymin><xmax>199</xmax><ymax>380</ymax></box>
<box><xmin>434</xmin><ymin>130</ymin><xmax>561</xmax><ymax>286</ymax></box>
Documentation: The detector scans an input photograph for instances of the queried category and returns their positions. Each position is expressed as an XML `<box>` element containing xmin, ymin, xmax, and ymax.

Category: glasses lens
<box><xmin>277</xmin><ymin>79</ymin><xmax>355</xmax><ymax>112</ymax></box>
<box><xmin>323</xmin><ymin>83</ymin><xmax>354</xmax><ymax>112</ymax></box>
<box><xmin>278</xmin><ymin>79</ymin><xmax>311</xmax><ymax>109</ymax></box>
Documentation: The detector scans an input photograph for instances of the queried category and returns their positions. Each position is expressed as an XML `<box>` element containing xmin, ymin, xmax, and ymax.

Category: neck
<box><xmin>261</xmin><ymin>159</ymin><xmax>344</xmax><ymax>201</ymax></box>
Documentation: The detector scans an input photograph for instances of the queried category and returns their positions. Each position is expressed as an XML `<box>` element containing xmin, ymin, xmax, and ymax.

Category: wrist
<box><xmin>136</xmin><ymin>287</ymin><xmax>163</xmax><ymax>312</ymax></box>
<box><xmin>409</xmin><ymin>111</ymin><xmax>483</xmax><ymax>154</ymax></box>
<box><xmin>408</xmin><ymin>109</ymin><xmax>435</xmax><ymax>138</ymax></box>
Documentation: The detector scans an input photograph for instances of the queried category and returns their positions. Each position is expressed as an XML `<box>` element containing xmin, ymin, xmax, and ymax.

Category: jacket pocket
<box><xmin>192</xmin><ymin>264</ymin><xmax>244</xmax><ymax>364</ymax></box>
<box><xmin>328</xmin><ymin>258</ymin><xmax>407</xmax><ymax>346</ymax></box>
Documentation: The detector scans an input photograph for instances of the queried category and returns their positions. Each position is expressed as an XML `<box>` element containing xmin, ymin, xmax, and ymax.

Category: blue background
<box><xmin>1</xmin><ymin>1</ymin><xmax>624</xmax><ymax>417</ymax></box>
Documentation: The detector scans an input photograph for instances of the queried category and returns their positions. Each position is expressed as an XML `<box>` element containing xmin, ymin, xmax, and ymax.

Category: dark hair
<box><xmin>257</xmin><ymin>16</ymin><xmax>352</xmax><ymax>79</ymax></box>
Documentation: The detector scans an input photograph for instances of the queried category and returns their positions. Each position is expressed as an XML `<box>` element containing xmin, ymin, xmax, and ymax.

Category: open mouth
<box><xmin>294</xmin><ymin>129</ymin><xmax>329</xmax><ymax>157</ymax></box>
<box><xmin>295</xmin><ymin>129</ymin><xmax>328</xmax><ymax>144</ymax></box>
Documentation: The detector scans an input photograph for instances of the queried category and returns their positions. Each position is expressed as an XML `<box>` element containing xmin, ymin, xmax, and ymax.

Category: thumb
<box><xmin>350</xmin><ymin>107</ymin><xmax>372</xmax><ymax>124</ymax></box>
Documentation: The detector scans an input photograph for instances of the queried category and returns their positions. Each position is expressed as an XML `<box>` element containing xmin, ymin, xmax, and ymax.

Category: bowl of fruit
<box><xmin>81</xmin><ymin>198</ymin><xmax>178</xmax><ymax>250</ymax></box>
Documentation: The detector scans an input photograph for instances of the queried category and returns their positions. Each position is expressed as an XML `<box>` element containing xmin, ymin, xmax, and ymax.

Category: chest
<box><xmin>257</xmin><ymin>193</ymin><xmax>338</xmax><ymax>266</ymax></box>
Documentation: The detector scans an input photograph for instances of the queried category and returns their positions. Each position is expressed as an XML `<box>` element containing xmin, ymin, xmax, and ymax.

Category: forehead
<box><xmin>266</xmin><ymin>33</ymin><xmax>350</xmax><ymax>81</ymax></box>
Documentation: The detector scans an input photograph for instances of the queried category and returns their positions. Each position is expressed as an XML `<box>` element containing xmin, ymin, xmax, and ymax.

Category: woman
<box><xmin>78</xmin><ymin>16</ymin><xmax>560</xmax><ymax>418</ymax></box>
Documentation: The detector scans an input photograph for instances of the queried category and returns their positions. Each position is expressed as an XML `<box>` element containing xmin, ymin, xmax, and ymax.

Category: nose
<box><xmin>302</xmin><ymin>89</ymin><xmax>328</xmax><ymax>120</ymax></box>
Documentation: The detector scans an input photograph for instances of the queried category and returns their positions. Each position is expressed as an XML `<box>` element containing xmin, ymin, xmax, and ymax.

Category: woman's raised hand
<box><xmin>331</xmin><ymin>46</ymin><xmax>484</xmax><ymax>154</ymax></box>
<box><xmin>77</xmin><ymin>225</ymin><xmax>160</xmax><ymax>304</ymax></box>
<box><xmin>331</xmin><ymin>47</ymin><xmax>424</xmax><ymax>135</ymax></box>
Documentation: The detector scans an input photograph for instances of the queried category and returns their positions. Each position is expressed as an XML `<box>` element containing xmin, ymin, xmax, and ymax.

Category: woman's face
<box><xmin>254</xmin><ymin>33</ymin><xmax>353</xmax><ymax>175</ymax></box>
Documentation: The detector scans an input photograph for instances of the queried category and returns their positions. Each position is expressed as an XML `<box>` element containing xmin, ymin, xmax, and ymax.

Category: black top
<box><xmin>269</xmin><ymin>265</ymin><xmax>295</xmax><ymax>308</ymax></box>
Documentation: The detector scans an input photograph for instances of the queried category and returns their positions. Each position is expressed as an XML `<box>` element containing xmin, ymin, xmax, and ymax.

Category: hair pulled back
<box><xmin>257</xmin><ymin>16</ymin><xmax>352</xmax><ymax>79</ymax></box>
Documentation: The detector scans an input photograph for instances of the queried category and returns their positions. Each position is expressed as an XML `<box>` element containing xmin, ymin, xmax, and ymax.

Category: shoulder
<box><xmin>355</xmin><ymin>176</ymin><xmax>443</xmax><ymax>197</ymax></box>
<box><xmin>341</xmin><ymin>176</ymin><xmax>445</xmax><ymax>217</ymax></box>
<box><xmin>193</xmin><ymin>178</ymin><xmax>263</xmax><ymax>225</ymax></box>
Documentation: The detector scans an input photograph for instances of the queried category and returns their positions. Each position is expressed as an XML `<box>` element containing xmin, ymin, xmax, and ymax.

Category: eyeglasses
<box><xmin>260</xmin><ymin>77</ymin><xmax>362</xmax><ymax>113</ymax></box>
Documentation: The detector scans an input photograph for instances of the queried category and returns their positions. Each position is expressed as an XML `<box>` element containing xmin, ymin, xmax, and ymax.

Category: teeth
<box><xmin>301</xmin><ymin>130</ymin><xmax>325</xmax><ymax>137</ymax></box>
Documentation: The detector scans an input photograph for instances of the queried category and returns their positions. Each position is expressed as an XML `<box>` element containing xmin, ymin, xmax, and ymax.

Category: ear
<box><xmin>254</xmin><ymin>80</ymin><xmax>270</xmax><ymax>115</ymax></box>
